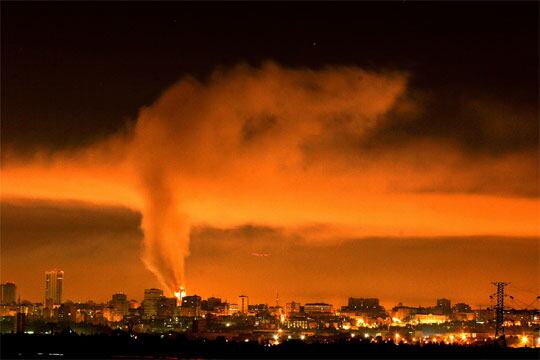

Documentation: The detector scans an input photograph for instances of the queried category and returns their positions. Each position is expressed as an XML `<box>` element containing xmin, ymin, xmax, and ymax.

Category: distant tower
<box><xmin>1</xmin><ymin>282</ymin><xmax>17</xmax><ymax>305</ymax></box>
<box><xmin>492</xmin><ymin>282</ymin><xmax>510</xmax><ymax>340</ymax></box>
<box><xmin>239</xmin><ymin>295</ymin><xmax>249</xmax><ymax>314</ymax></box>
<box><xmin>45</xmin><ymin>270</ymin><xmax>64</xmax><ymax>307</ymax></box>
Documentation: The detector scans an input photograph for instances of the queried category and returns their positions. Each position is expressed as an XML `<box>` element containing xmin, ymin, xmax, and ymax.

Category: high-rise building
<box><xmin>1</xmin><ymin>282</ymin><xmax>17</xmax><ymax>305</ymax></box>
<box><xmin>45</xmin><ymin>270</ymin><xmax>64</xmax><ymax>307</ymax></box>
<box><xmin>239</xmin><ymin>295</ymin><xmax>249</xmax><ymax>314</ymax></box>
<box><xmin>111</xmin><ymin>293</ymin><xmax>129</xmax><ymax>317</ymax></box>
<box><xmin>142</xmin><ymin>288</ymin><xmax>163</xmax><ymax>318</ymax></box>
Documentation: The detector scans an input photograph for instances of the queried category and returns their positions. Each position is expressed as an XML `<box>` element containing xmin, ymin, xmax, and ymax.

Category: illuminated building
<box><xmin>45</xmin><ymin>270</ymin><xmax>64</xmax><ymax>307</ymax></box>
<box><xmin>248</xmin><ymin>303</ymin><xmax>268</xmax><ymax>314</ymax></box>
<box><xmin>228</xmin><ymin>303</ymin><xmax>239</xmax><ymax>315</ymax></box>
<box><xmin>285</xmin><ymin>301</ymin><xmax>301</xmax><ymax>316</ymax></box>
<box><xmin>453</xmin><ymin>311</ymin><xmax>476</xmax><ymax>321</ymax></box>
<box><xmin>181</xmin><ymin>295</ymin><xmax>202</xmax><ymax>317</ymax></box>
<box><xmin>1</xmin><ymin>282</ymin><xmax>16</xmax><ymax>305</ymax></box>
<box><xmin>284</xmin><ymin>316</ymin><xmax>308</xmax><ymax>329</ymax></box>
<box><xmin>239</xmin><ymin>295</ymin><xmax>249</xmax><ymax>314</ymax></box>
<box><xmin>412</xmin><ymin>313</ymin><xmax>449</xmax><ymax>324</ymax></box>
<box><xmin>391</xmin><ymin>305</ymin><xmax>416</xmax><ymax>322</ymax></box>
<box><xmin>111</xmin><ymin>293</ymin><xmax>129</xmax><ymax>317</ymax></box>
<box><xmin>174</xmin><ymin>287</ymin><xmax>187</xmax><ymax>305</ymax></box>
<box><xmin>102</xmin><ymin>306</ymin><xmax>124</xmax><ymax>322</ymax></box>
<box><xmin>267</xmin><ymin>305</ymin><xmax>284</xmax><ymax>318</ymax></box>
<box><xmin>158</xmin><ymin>297</ymin><xmax>178</xmax><ymax>318</ymax></box>
<box><xmin>304</xmin><ymin>303</ymin><xmax>333</xmax><ymax>314</ymax></box>
<box><xmin>129</xmin><ymin>299</ymin><xmax>140</xmax><ymax>309</ymax></box>
<box><xmin>142</xmin><ymin>288</ymin><xmax>163</xmax><ymax>318</ymax></box>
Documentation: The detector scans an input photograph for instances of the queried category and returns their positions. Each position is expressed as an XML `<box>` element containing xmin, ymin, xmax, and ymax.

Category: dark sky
<box><xmin>2</xmin><ymin>2</ymin><xmax>538</xmax><ymax>153</ymax></box>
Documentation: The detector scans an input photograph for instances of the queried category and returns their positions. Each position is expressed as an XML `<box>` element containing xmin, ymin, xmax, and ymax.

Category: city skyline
<box><xmin>1</xmin><ymin>270</ymin><xmax>536</xmax><ymax>313</ymax></box>
<box><xmin>2</xmin><ymin>272</ymin><xmax>534</xmax><ymax>322</ymax></box>
<box><xmin>1</xmin><ymin>2</ymin><xmax>539</xmax><ymax>314</ymax></box>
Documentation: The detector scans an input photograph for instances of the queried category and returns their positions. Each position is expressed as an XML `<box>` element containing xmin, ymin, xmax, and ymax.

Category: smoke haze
<box><xmin>2</xmin><ymin>63</ymin><xmax>538</xmax><ymax>295</ymax></box>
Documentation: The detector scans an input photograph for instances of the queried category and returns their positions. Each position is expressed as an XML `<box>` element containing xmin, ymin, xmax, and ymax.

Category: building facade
<box><xmin>142</xmin><ymin>288</ymin><xmax>163</xmax><ymax>318</ymax></box>
<box><xmin>1</xmin><ymin>283</ymin><xmax>16</xmax><ymax>305</ymax></box>
<box><xmin>239</xmin><ymin>295</ymin><xmax>249</xmax><ymax>314</ymax></box>
<box><xmin>111</xmin><ymin>293</ymin><xmax>129</xmax><ymax>317</ymax></box>
<box><xmin>45</xmin><ymin>270</ymin><xmax>64</xmax><ymax>307</ymax></box>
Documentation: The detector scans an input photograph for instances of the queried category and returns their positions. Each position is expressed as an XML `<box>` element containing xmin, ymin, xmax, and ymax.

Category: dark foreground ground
<box><xmin>1</xmin><ymin>334</ymin><xmax>538</xmax><ymax>359</ymax></box>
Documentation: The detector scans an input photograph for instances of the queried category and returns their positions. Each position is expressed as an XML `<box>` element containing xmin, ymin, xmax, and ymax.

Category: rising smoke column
<box><xmin>138</xmin><ymin>168</ymin><xmax>189</xmax><ymax>295</ymax></box>
<box><xmin>126</xmin><ymin>62</ymin><xmax>408</xmax><ymax>295</ymax></box>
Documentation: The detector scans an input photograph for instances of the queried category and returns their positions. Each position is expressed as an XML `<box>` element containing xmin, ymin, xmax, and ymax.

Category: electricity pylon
<box><xmin>491</xmin><ymin>282</ymin><xmax>510</xmax><ymax>344</ymax></box>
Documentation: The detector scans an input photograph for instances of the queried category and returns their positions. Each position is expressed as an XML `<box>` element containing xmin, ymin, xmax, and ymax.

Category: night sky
<box><xmin>1</xmin><ymin>2</ymin><xmax>538</xmax><ymax>306</ymax></box>
<box><xmin>4</xmin><ymin>2</ymin><xmax>537</xmax><ymax>152</ymax></box>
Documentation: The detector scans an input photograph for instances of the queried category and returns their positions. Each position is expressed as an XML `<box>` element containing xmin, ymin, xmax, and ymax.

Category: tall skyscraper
<box><xmin>1</xmin><ymin>282</ymin><xmax>17</xmax><ymax>304</ymax></box>
<box><xmin>45</xmin><ymin>270</ymin><xmax>64</xmax><ymax>307</ymax></box>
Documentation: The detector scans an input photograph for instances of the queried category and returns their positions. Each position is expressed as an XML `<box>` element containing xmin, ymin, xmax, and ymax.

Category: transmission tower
<box><xmin>491</xmin><ymin>282</ymin><xmax>510</xmax><ymax>340</ymax></box>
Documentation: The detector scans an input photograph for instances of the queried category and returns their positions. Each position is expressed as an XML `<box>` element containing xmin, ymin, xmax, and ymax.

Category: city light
<box><xmin>2</xmin><ymin>2</ymin><xmax>538</xmax><ymax>359</ymax></box>
<box><xmin>2</xmin><ymin>274</ymin><xmax>539</xmax><ymax>352</ymax></box>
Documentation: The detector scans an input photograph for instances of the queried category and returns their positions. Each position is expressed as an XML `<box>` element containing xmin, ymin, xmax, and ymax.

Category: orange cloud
<box><xmin>2</xmin><ymin>62</ymin><xmax>538</xmax><ymax>295</ymax></box>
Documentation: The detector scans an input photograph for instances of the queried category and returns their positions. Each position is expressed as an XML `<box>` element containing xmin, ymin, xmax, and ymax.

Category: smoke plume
<box><xmin>126</xmin><ymin>62</ymin><xmax>406</xmax><ymax>294</ymax></box>
<box><xmin>2</xmin><ymin>62</ymin><xmax>537</xmax><ymax>296</ymax></box>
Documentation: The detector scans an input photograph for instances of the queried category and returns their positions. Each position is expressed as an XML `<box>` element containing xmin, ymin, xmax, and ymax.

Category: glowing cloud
<box><xmin>2</xmin><ymin>62</ymin><xmax>538</xmax><ymax>295</ymax></box>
